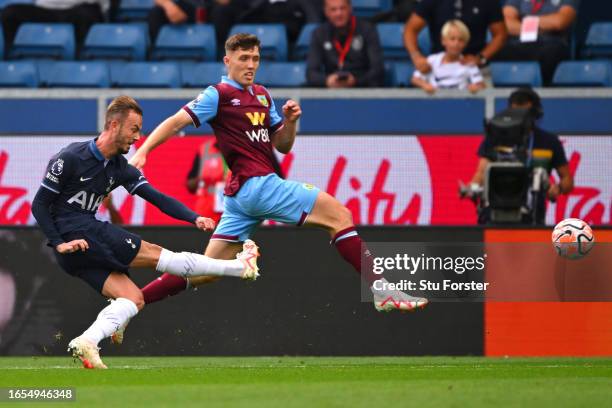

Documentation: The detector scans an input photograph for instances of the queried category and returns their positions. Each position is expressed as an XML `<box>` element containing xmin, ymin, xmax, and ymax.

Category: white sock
<box><xmin>81</xmin><ymin>298</ymin><xmax>138</xmax><ymax>346</ymax></box>
<box><xmin>156</xmin><ymin>249</ymin><xmax>244</xmax><ymax>278</ymax></box>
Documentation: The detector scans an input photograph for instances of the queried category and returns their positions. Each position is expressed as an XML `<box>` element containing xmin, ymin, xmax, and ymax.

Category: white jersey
<box><xmin>413</xmin><ymin>52</ymin><xmax>483</xmax><ymax>90</ymax></box>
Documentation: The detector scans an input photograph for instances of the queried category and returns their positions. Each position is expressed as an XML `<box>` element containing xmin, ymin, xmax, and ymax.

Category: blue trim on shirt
<box><xmin>88</xmin><ymin>139</ymin><xmax>105</xmax><ymax>162</ymax></box>
<box><xmin>221</xmin><ymin>76</ymin><xmax>254</xmax><ymax>95</ymax></box>
<box><xmin>186</xmin><ymin>86</ymin><xmax>220</xmax><ymax>127</ymax></box>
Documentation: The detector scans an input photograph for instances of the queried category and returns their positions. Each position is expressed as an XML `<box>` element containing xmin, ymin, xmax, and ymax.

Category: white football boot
<box><xmin>68</xmin><ymin>337</ymin><xmax>107</xmax><ymax>369</ymax></box>
<box><xmin>236</xmin><ymin>239</ymin><xmax>260</xmax><ymax>280</ymax></box>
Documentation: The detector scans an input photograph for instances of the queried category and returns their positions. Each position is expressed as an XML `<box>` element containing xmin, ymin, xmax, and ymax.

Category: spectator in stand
<box><xmin>412</xmin><ymin>20</ymin><xmax>485</xmax><ymax>94</ymax></box>
<box><xmin>1</xmin><ymin>0</ymin><xmax>107</xmax><ymax>55</ymax></box>
<box><xmin>495</xmin><ymin>0</ymin><xmax>579</xmax><ymax>85</ymax></box>
<box><xmin>206</xmin><ymin>0</ymin><xmax>322</xmax><ymax>55</ymax></box>
<box><xmin>307</xmin><ymin>0</ymin><xmax>384</xmax><ymax>88</ymax></box>
<box><xmin>404</xmin><ymin>0</ymin><xmax>507</xmax><ymax>74</ymax></box>
<box><xmin>147</xmin><ymin>0</ymin><xmax>199</xmax><ymax>43</ymax></box>
<box><xmin>371</xmin><ymin>0</ymin><xmax>416</xmax><ymax>23</ymax></box>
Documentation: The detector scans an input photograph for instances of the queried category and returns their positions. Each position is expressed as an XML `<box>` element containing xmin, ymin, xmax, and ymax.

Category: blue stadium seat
<box><xmin>552</xmin><ymin>61</ymin><xmax>612</xmax><ymax>87</ymax></box>
<box><xmin>352</xmin><ymin>0</ymin><xmax>392</xmax><ymax>17</ymax></box>
<box><xmin>0</xmin><ymin>61</ymin><xmax>38</xmax><ymax>87</ymax></box>
<box><xmin>82</xmin><ymin>24</ymin><xmax>147</xmax><ymax>61</ymax></box>
<box><xmin>0</xmin><ymin>0</ymin><xmax>35</xmax><ymax>7</ymax></box>
<box><xmin>115</xmin><ymin>62</ymin><xmax>181</xmax><ymax>88</ymax></box>
<box><xmin>10</xmin><ymin>23</ymin><xmax>75</xmax><ymax>60</ymax></box>
<box><xmin>389</xmin><ymin>61</ymin><xmax>414</xmax><ymax>87</ymax></box>
<box><xmin>229</xmin><ymin>24</ymin><xmax>288</xmax><ymax>61</ymax></box>
<box><xmin>180</xmin><ymin>61</ymin><xmax>226</xmax><ymax>87</ymax></box>
<box><xmin>377</xmin><ymin>23</ymin><xmax>408</xmax><ymax>60</ymax></box>
<box><xmin>0</xmin><ymin>25</ymin><xmax>3</xmax><ymax>59</ymax></box>
<box><xmin>46</xmin><ymin>61</ymin><xmax>110</xmax><ymax>88</ymax></box>
<box><xmin>582</xmin><ymin>22</ymin><xmax>612</xmax><ymax>59</ymax></box>
<box><xmin>489</xmin><ymin>62</ymin><xmax>542</xmax><ymax>87</ymax></box>
<box><xmin>152</xmin><ymin>24</ymin><xmax>216</xmax><ymax>61</ymax></box>
<box><xmin>116</xmin><ymin>0</ymin><xmax>154</xmax><ymax>21</ymax></box>
<box><xmin>256</xmin><ymin>62</ymin><xmax>306</xmax><ymax>87</ymax></box>
<box><xmin>293</xmin><ymin>23</ymin><xmax>318</xmax><ymax>60</ymax></box>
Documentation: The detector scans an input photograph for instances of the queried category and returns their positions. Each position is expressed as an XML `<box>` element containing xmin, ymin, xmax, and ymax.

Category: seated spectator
<box><xmin>307</xmin><ymin>0</ymin><xmax>384</xmax><ymax>88</ymax></box>
<box><xmin>370</xmin><ymin>0</ymin><xmax>416</xmax><ymax>24</ymax></box>
<box><xmin>404</xmin><ymin>0</ymin><xmax>507</xmax><ymax>74</ymax></box>
<box><xmin>495</xmin><ymin>0</ymin><xmax>579</xmax><ymax>85</ymax></box>
<box><xmin>207</xmin><ymin>0</ymin><xmax>322</xmax><ymax>55</ymax></box>
<box><xmin>412</xmin><ymin>20</ymin><xmax>485</xmax><ymax>94</ymax></box>
<box><xmin>1</xmin><ymin>0</ymin><xmax>107</xmax><ymax>55</ymax></box>
<box><xmin>147</xmin><ymin>0</ymin><xmax>198</xmax><ymax>44</ymax></box>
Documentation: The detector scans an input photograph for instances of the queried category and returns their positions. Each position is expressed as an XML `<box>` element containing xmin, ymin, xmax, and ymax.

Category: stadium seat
<box><xmin>293</xmin><ymin>23</ymin><xmax>318</xmax><ymax>60</ymax></box>
<box><xmin>0</xmin><ymin>61</ymin><xmax>38</xmax><ymax>87</ymax></box>
<box><xmin>10</xmin><ymin>23</ymin><xmax>75</xmax><ymax>60</ymax></box>
<box><xmin>552</xmin><ymin>61</ymin><xmax>612</xmax><ymax>87</ymax></box>
<box><xmin>229</xmin><ymin>24</ymin><xmax>288</xmax><ymax>61</ymax></box>
<box><xmin>0</xmin><ymin>0</ymin><xmax>35</xmax><ymax>7</ymax></box>
<box><xmin>389</xmin><ymin>61</ymin><xmax>414</xmax><ymax>87</ymax></box>
<box><xmin>352</xmin><ymin>0</ymin><xmax>392</xmax><ymax>17</ymax></box>
<box><xmin>0</xmin><ymin>25</ymin><xmax>3</xmax><ymax>59</ymax></box>
<box><xmin>115</xmin><ymin>62</ymin><xmax>181</xmax><ymax>88</ymax></box>
<box><xmin>116</xmin><ymin>0</ymin><xmax>154</xmax><ymax>21</ymax></box>
<box><xmin>377</xmin><ymin>23</ymin><xmax>405</xmax><ymax>60</ymax></box>
<box><xmin>82</xmin><ymin>24</ymin><xmax>147</xmax><ymax>61</ymax></box>
<box><xmin>582</xmin><ymin>22</ymin><xmax>612</xmax><ymax>59</ymax></box>
<box><xmin>489</xmin><ymin>62</ymin><xmax>542</xmax><ymax>87</ymax></box>
<box><xmin>180</xmin><ymin>62</ymin><xmax>226</xmax><ymax>88</ymax></box>
<box><xmin>46</xmin><ymin>61</ymin><xmax>110</xmax><ymax>88</ymax></box>
<box><xmin>256</xmin><ymin>62</ymin><xmax>306</xmax><ymax>87</ymax></box>
<box><xmin>152</xmin><ymin>24</ymin><xmax>216</xmax><ymax>61</ymax></box>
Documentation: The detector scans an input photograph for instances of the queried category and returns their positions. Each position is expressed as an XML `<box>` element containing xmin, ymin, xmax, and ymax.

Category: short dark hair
<box><xmin>225</xmin><ymin>33</ymin><xmax>261</xmax><ymax>53</ymax></box>
<box><xmin>105</xmin><ymin>95</ymin><xmax>142</xmax><ymax>130</ymax></box>
<box><xmin>508</xmin><ymin>88</ymin><xmax>543</xmax><ymax>119</ymax></box>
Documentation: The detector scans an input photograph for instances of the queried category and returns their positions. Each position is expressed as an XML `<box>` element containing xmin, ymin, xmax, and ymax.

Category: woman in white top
<box><xmin>412</xmin><ymin>19</ymin><xmax>485</xmax><ymax>94</ymax></box>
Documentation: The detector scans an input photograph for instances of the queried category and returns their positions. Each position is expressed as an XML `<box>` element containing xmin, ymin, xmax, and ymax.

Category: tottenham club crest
<box><xmin>51</xmin><ymin>158</ymin><xmax>64</xmax><ymax>176</ymax></box>
<box><xmin>257</xmin><ymin>95</ymin><xmax>269</xmax><ymax>107</ymax></box>
<box><xmin>106</xmin><ymin>177</ymin><xmax>115</xmax><ymax>192</ymax></box>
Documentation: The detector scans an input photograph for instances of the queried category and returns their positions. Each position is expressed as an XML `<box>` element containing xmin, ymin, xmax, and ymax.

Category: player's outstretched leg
<box><xmin>306</xmin><ymin>192</ymin><xmax>428</xmax><ymax>312</ymax></box>
<box><xmin>139</xmin><ymin>240</ymin><xmax>246</xmax><ymax>305</ymax></box>
<box><xmin>131</xmin><ymin>240</ymin><xmax>259</xmax><ymax>280</ymax></box>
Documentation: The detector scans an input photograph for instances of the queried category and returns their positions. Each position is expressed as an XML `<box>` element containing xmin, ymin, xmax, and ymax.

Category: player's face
<box><xmin>225</xmin><ymin>47</ymin><xmax>260</xmax><ymax>87</ymax></box>
<box><xmin>442</xmin><ymin>26</ymin><xmax>467</xmax><ymax>57</ymax></box>
<box><xmin>325</xmin><ymin>0</ymin><xmax>351</xmax><ymax>28</ymax></box>
<box><xmin>115</xmin><ymin>111</ymin><xmax>142</xmax><ymax>154</ymax></box>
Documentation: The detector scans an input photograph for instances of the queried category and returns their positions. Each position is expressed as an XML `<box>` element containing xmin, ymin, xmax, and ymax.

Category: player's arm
<box><xmin>31</xmin><ymin>153</ymin><xmax>89</xmax><ymax>253</ymax></box>
<box><xmin>271</xmin><ymin>100</ymin><xmax>302</xmax><ymax>154</ymax></box>
<box><xmin>134</xmin><ymin>183</ymin><xmax>214</xmax><ymax>230</ymax></box>
<box><xmin>130</xmin><ymin>87</ymin><xmax>219</xmax><ymax>169</ymax></box>
<box><xmin>129</xmin><ymin>110</ymin><xmax>193</xmax><ymax>169</ymax></box>
<box><xmin>470</xmin><ymin>157</ymin><xmax>490</xmax><ymax>186</ymax></box>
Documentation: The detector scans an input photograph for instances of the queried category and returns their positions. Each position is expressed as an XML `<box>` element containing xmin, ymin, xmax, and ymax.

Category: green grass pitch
<box><xmin>0</xmin><ymin>357</ymin><xmax>611</xmax><ymax>407</ymax></box>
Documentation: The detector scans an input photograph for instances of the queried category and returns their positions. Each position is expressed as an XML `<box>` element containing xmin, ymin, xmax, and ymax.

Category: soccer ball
<box><xmin>552</xmin><ymin>218</ymin><xmax>595</xmax><ymax>260</ymax></box>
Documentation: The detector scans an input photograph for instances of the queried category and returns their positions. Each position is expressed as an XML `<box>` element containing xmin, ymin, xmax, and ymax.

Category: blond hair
<box><xmin>441</xmin><ymin>20</ymin><xmax>470</xmax><ymax>43</ymax></box>
<box><xmin>104</xmin><ymin>95</ymin><xmax>142</xmax><ymax>130</ymax></box>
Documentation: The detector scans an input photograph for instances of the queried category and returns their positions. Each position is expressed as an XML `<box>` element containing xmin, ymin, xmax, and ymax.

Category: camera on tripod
<box><xmin>460</xmin><ymin>107</ymin><xmax>549</xmax><ymax>224</ymax></box>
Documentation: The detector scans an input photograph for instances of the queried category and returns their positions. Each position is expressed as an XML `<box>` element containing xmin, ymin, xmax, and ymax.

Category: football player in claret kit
<box><xmin>31</xmin><ymin>96</ymin><xmax>260</xmax><ymax>369</ymax></box>
<box><xmin>129</xmin><ymin>33</ymin><xmax>428</xmax><ymax>317</ymax></box>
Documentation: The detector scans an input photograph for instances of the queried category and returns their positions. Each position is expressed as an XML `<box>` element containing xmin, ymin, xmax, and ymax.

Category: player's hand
<box><xmin>195</xmin><ymin>216</ymin><xmax>216</xmax><ymax>231</ymax></box>
<box><xmin>129</xmin><ymin>151</ymin><xmax>147</xmax><ymax>170</ymax></box>
<box><xmin>414</xmin><ymin>55</ymin><xmax>432</xmax><ymax>74</ymax></box>
<box><xmin>56</xmin><ymin>239</ymin><xmax>89</xmax><ymax>254</ymax></box>
<box><xmin>282</xmin><ymin>100</ymin><xmax>302</xmax><ymax>123</ymax></box>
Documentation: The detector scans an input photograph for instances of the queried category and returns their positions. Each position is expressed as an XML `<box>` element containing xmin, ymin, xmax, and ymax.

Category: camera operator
<box><xmin>469</xmin><ymin>88</ymin><xmax>573</xmax><ymax>224</ymax></box>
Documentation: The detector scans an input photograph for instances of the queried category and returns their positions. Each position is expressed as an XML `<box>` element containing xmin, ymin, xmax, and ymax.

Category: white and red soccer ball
<box><xmin>552</xmin><ymin>218</ymin><xmax>595</xmax><ymax>260</ymax></box>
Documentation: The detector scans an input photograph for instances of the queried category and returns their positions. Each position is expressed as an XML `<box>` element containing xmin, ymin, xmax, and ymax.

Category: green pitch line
<box><xmin>0</xmin><ymin>357</ymin><xmax>610</xmax><ymax>408</ymax></box>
